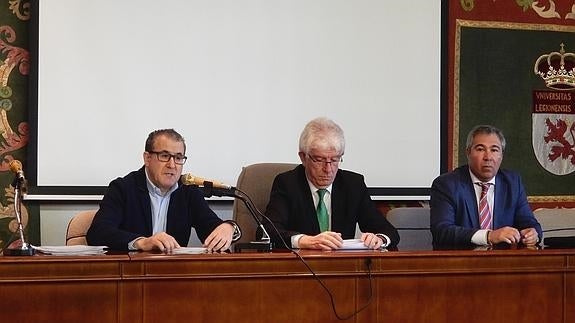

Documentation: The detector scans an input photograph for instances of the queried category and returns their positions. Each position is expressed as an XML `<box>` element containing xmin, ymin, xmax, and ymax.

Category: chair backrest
<box><xmin>232</xmin><ymin>163</ymin><xmax>297</xmax><ymax>244</ymax></box>
<box><xmin>533</xmin><ymin>208</ymin><xmax>575</xmax><ymax>239</ymax></box>
<box><xmin>65</xmin><ymin>210</ymin><xmax>98</xmax><ymax>245</ymax></box>
<box><xmin>386</xmin><ymin>207</ymin><xmax>432</xmax><ymax>251</ymax></box>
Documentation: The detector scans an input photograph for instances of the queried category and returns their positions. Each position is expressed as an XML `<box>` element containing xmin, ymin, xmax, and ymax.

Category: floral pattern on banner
<box><xmin>0</xmin><ymin>0</ymin><xmax>32</xmax><ymax>251</ymax></box>
<box><xmin>461</xmin><ymin>0</ymin><xmax>575</xmax><ymax>20</ymax></box>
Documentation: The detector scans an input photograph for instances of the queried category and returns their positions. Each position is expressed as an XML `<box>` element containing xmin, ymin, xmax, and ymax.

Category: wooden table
<box><xmin>1</xmin><ymin>248</ymin><xmax>574</xmax><ymax>323</ymax></box>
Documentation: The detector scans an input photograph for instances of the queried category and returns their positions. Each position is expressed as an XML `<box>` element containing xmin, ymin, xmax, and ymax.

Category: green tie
<box><xmin>316</xmin><ymin>189</ymin><xmax>329</xmax><ymax>232</ymax></box>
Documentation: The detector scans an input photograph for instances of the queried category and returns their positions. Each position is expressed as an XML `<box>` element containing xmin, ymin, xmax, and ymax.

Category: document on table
<box><xmin>170</xmin><ymin>247</ymin><xmax>208</xmax><ymax>255</ymax></box>
<box><xmin>338</xmin><ymin>239</ymin><xmax>387</xmax><ymax>251</ymax></box>
<box><xmin>32</xmin><ymin>245</ymin><xmax>108</xmax><ymax>256</ymax></box>
<box><xmin>340</xmin><ymin>239</ymin><xmax>370</xmax><ymax>250</ymax></box>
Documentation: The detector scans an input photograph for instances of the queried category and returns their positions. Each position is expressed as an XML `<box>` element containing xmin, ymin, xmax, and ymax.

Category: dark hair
<box><xmin>465</xmin><ymin>125</ymin><xmax>506</xmax><ymax>152</ymax></box>
<box><xmin>145</xmin><ymin>129</ymin><xmax>186</xmax><ymax>153</ymax></box>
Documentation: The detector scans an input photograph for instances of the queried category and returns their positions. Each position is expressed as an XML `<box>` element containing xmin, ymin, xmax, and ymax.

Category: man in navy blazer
<box><xmin>87</xmin><ymin>129</ymin><xmax>240</xmax><ymax>252</ymax></box>
<box><xmin>264</xmin><ymin>117</ymin><xmax>399</xmax><ymax>250</ymax></box>
<box><xmin>430</xmin><ymin>125</ymin><xmax>541</xmax><ymax>248</ymax></box>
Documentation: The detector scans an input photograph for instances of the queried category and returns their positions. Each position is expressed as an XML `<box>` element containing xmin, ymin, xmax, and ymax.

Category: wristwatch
<box><xmin>375</xmin><ymin>233</ymin><xmax>390</xmax><ymax>248</ymax></box>
<box><xmin>225</xmin><ymin>220</ymin><xmax>242</xmax><ymax>242</ymax></box>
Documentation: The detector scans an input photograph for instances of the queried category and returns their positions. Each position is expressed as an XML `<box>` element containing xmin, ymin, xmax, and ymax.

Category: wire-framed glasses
<box><xmin>307</xmin><ymin>154</ymin><xmax>343</xmax><ymax>167</ymax></box>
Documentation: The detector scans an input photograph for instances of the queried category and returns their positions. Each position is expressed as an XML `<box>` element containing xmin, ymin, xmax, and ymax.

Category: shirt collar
<box><xmin>468</xmin><ymin>169</ymin><xmax>496</xmax><ymax>186</ymax></box>
<box><xmin>307</xmin><ymin>180</ymin><xmax>333</xmax><ymax>195</ymax></box>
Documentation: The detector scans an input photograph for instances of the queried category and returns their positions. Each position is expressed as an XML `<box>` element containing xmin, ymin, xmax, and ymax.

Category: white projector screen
<box><xmin>29</xmin><ymin>0</ymin><xmax>443</xmax><ymax>197</ymax></box>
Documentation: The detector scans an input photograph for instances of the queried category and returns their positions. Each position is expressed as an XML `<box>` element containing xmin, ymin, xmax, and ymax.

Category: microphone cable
<box><xmin>234</xmin><ymin>187</ymin><xmax>375</xmax><ymax>321</ymax></box>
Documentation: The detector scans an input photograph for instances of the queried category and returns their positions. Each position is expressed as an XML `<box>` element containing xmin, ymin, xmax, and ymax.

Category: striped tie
<box><xmin>476</xmin><ymin>182</ymin><xmax>492</xmax><ymax>229</ymax></box>
<box><xmin>316</xmin><ymin>189</ymin><xmax>329</xmax><ymax>232</ymax></box>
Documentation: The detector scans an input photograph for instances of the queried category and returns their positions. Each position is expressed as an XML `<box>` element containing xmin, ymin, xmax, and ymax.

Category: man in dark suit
<box><xmin>430</xmin><ymin>125</ymin><xmax>541</xmax><ymax>248</ymax></box>
<box><xmin>87</xmin><ymin>129</ymin><xmax>240</xmax><ymax>252</ymax></box>
<box><xmin>264</xmin><ymin>117</ymin><xmax>399</xmax><ymax>250</ymax></box>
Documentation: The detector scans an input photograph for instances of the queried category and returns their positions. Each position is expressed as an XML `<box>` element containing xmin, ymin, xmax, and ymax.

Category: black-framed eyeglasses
<box><xmin>307</xmin><ymin>154</ymin><xmax>343</xmax><ymax>166</ymax></box>
<box><xmin>148</xmin><ymin>151</ymin><xmax>188</xmax><ymax>165</ymax></box>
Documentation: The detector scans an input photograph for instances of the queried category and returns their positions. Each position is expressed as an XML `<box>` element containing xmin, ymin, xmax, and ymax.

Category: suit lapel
<box><xmin>330</xmin><ymin>172</ymin><xmax>345</xmax><ymax>232</ymax></box>
<box><xmin>136</xmin><ymin>168</ymin><xmax>153</xmax><ymax>235</ymax></box>
<box><xmin>460</xmin><ymin>167</ymin><xmax>480</xmax><ymax>228</ymax></box>
<box><xmin>493</xmin><ymin>174</ymin><xmax>504</xmax><ymax>229</ymax></box>
<box><xmin>296</xmin><ymin>166</ymin><xmax>321</xmax><ymax>232</ymax></box>
<box><xmin>165</xmin><ymin>190</ymin><xmax>180</xmax><ymax>236</ymax></box>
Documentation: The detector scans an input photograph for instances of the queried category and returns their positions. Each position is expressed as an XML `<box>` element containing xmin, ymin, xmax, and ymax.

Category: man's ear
<box><xmin>299</xmin><ymin>152</ymin><xmax>309</xmax><ymax>164</ymax></box>
<box><xmin>143</xmin><ymin>151</ymin><xmax>150</xmax><ymax>166</ymax></box>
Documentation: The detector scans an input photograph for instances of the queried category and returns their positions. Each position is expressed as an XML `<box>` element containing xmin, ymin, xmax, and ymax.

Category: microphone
<box><xmin>9</xmin><ymin>159</ymin><xmax>25</xmax><ymax>182</ymax></box>
<box><xmin>180</xmin><ymin>173</ymin><xmax>273</xmax><ymax>252</ymax></box>
<box><xmin>9</xmin><ymin>159</ymin><xmax>27</xmax><ymax>192</ymax></box>
<box><xmin>181</xmin><ymin>173</ymin><xmax>232</xmax><ymax>189</ymax></box>
<box><xmin>3</xmin><ymin>159</ymin><xmax>34</xmax><ymax>256</ymax></box>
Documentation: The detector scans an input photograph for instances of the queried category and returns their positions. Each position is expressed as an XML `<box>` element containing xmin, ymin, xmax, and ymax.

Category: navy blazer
<box><xmin>430</xmin><ymin>165</ymin><xmax>542</xmax><ymax>247</ymax></box>
<box><xmin>86</xmin><ymin>167</ymin><xmax>224</xmax><ymax>250</ymax></box>
<box><xmin>264</xmin><ymin>164</ymin><xmax>399</xmax><ymax>248</ymax></box>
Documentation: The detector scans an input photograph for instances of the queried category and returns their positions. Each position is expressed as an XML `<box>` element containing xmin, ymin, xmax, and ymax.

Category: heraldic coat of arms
<box><xmin>533</xmin><ymin>43</ymin><xmax>575</xmax><ymax>175</ymax></box>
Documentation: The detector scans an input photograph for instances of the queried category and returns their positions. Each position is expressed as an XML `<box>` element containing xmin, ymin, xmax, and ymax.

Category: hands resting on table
<box><xmin>133</xmin><ymin>222</ymin><xmax>237</xmax><ymax>253</ymax></box>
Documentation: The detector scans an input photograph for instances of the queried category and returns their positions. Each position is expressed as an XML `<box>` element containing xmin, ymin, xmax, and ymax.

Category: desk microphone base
<box><xmin>234</xmin><ymin>241</ymin><xmax>273</xmax><ymax>253</ymax></box>
<box><xmin>3</xmin><ymin>247</ymin><xmax>35</xmax><ymax>256</ymax></box>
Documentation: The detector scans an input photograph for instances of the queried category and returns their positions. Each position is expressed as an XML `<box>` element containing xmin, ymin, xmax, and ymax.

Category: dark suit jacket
<box><xmin>430</xmin><ymin>165</ymin><xmax>542</xmax><ymax>247</ymax></box>
<box><xmin>264</xmin><ymin>164</ymin><xmax>399</xmax><ymax>248</ymax></box>
<box><xmin>86</xmin><ymin>166</ymin><xmax>224</xmax><ymax>251</ymax></box>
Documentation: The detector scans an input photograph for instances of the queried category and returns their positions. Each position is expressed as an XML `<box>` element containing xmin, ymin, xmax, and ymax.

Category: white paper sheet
<box><xmin>33</xmin><ymin>245</ymin><xmax>108</xmax><ymax>256</ymax></box>
<box><xmin>170</xmin><ymin>247</ymin><xmax>208</xmax><ymax>255</ymax></box>
<box><xmin>340</xmin><ymin>239</ymin><xmax>370</xmax><ymax>250</ymax></box>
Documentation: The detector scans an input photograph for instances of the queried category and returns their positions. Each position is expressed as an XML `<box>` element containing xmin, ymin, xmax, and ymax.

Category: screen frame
<box><xmin>26</xmin><ymin>0</ymin><xmax>449</xmax><ymax>200</ymax></box>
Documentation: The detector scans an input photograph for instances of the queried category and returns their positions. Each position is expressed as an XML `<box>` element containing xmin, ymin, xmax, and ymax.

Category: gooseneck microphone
<box><xmin>9</xmin><ymin>159</ymin><xmax>26</xmax><ymax>182</ymax></box>
<box><xmin>3</xmin><ymin>159</ymin><xmax>34</xmax><ymax>256</ymax></box>
<box><xmin>181</xmin><ymin>173</ymin><xmax>273</xmax><ymax>252</ymax></box>
<box><xmin>181</xmin><ymin>173</ymin><xmax>231</xmax><ymax>189</ymax></box>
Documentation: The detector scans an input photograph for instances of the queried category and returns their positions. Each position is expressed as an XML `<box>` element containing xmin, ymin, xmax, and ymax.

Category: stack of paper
<box><xmin>339</xmin><ymin>239</ymin><xmax>388</xmax><ymax>251</ymax></box>
<box><xmin>170</xmin><ymin>247</ymin><xmax>208</xmax><ymax>255</ymax></box>
<box><xmin>341</xmin><ymin>239</ymin><xmax>370</xmax><ymax>250</ymax></box>
<box><xmin>33</xmin><ymin>245</ymin><xmax>108</xmax><ymax>256</ymax></box>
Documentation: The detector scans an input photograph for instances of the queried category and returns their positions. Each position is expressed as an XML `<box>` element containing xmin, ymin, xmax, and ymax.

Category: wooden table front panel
<box><xmin>1</xmin><ymin>250</ymin><xmax>575</xmax><ymax>323</ymax></box>
<box><xmin>122</xmin><ymin>251</ymin><xmax>377</xmax><ymax>323</ymax></box>
<box><xmin>0</xmin><ymin>255</ymin><xmax>128</xmax><ymax>323</ymax></box>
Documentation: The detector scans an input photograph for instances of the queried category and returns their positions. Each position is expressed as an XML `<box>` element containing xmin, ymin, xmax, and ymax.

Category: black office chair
<box><xmin>386</xmin><ymin>207</ymin><xmax>432</xmax><ymax>250</ymax></box>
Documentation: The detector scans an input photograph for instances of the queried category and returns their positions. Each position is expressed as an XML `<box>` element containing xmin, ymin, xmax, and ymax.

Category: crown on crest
<box><xmin>534</xmin><ymin>43</ymin><xmax>575</xmax><ymax>91</ymax></box>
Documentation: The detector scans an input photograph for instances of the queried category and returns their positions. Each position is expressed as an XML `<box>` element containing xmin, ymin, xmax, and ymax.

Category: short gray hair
<box><xmin>298</xmin><ymin>117</ymin><xmax>345</xmax><ymax>155</ymax></box>
<box><xmin>465</xmin><ymin>125</ymin><xmax>506</xmax><ymax>152</ymax></box>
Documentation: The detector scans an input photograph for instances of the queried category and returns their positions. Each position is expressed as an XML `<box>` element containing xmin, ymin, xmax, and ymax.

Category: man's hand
<box><xmin>203</xmin><ymin>222</ymin><xmax>235</xmax><ymax>252</ymax></box>
<box><xmin>361</xmin><ymin>233</ymin><xmax>384</xmax><ymax>250</ymax></box>
<box><xmin>298</xmin><ymin>231</ymin><xmax>343</xmax><ymax>250</ymax></box>
<box><xmin>488</xmin><ymin>226</ymin><xmax>521</xmax><ymax>244</ymax></box>
<box><xmin>520</xmin><ymin>228</ymin><xmax>539</xmax><ymax>246</ymax></box>
<box><xmin>134</xmin><ymin>232</ymin><xmax>180</xmax><ymax>253</ymax></box>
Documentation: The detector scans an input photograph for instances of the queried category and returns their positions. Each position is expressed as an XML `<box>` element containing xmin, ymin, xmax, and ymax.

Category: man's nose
<box><xmin>166</xmin><ymin>157</ymin><xmax>177</xmax><ymax>167</ymax></box>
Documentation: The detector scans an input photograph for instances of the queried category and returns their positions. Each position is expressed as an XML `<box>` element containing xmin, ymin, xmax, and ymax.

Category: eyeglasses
<box><xmin>148</xmin><ymin>151</ymin><xmax>188</xmax><ymax>165</ymax></box>
<box><xmin>307</xmin><ymin>154</ymin><xmax>343</xmax><ymax>166</ymax></box>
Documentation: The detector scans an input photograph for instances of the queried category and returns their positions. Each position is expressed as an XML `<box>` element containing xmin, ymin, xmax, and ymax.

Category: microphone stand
<box><xmin>3</xmin><ymin>175</ymin><xmax>35</xmax><ymax>256</ymax></box>
<box><xmin>199</xmin><ymin>182</ymin><xmax>273</xmax><ymax>252</ymax></box>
